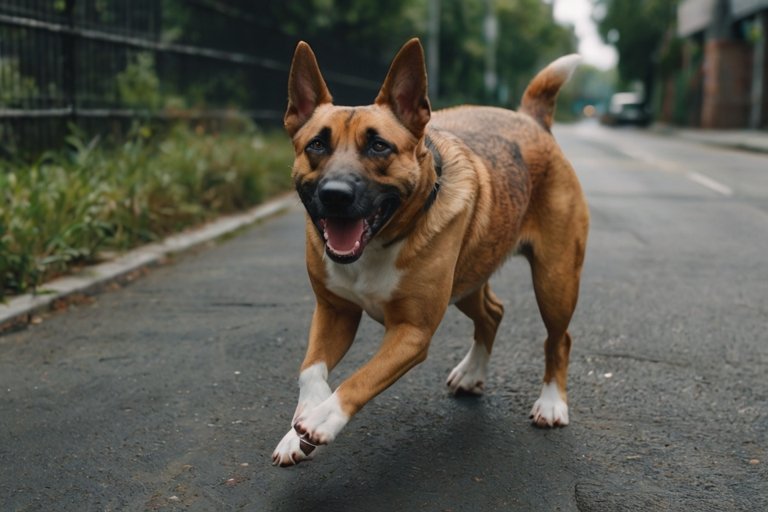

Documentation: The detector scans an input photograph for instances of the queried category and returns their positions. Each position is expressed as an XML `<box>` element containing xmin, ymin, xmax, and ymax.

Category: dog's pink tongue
<box><xmin>325</xmin><ymin>218</ymin><xmax>365</xmax><ymax>253</ymax></box>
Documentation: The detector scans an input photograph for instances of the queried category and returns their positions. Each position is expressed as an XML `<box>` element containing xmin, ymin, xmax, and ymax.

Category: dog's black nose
<box><xmin>318</xmin><ymin>179</ymin><xmax>356</xmax><ymax>209</ymax></box>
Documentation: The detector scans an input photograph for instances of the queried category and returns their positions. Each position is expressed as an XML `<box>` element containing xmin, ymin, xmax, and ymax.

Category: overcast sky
<box><xmin>553</xmin><ymin>0</ymin><xmax>618</xmax><ymax>70</ymax></box>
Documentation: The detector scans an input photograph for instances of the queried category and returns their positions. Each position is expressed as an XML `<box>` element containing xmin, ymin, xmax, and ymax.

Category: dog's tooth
<box><xmin>323</xmin><ymin>230</ymin><xmax>329</xmax><ymax>241</ymax></box>
<box><xmin>354</xmin><ymin>241</ymin><xmax>360</xmax><ymax>250</ymax></box>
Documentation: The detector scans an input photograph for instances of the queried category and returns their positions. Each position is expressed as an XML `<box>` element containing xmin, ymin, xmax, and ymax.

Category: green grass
<box><xmin>0</xmin><ymin>123</ymin><xmax>295</xmax><ymax>300</ymax></box>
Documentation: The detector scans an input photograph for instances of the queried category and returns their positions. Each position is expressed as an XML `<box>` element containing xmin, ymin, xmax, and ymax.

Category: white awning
<box><xmin>678</xmin><ymin>0</ymin><xmax>717</xmax><ymax>37</ymax></box>
<box><xmin>678</xmin><ymin>0</ymin><xmax>768</xmax><ymax>37</ymax></box>
<box><xmin>731</xmin><ymin>0</ymin><xmax>768</xmax><ymax>18</ymax></box>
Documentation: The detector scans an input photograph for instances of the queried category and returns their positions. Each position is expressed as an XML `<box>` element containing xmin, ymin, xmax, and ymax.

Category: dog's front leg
<box><xmin>293</xmin><ymin>319</ymin><xmax>435</xmax><ymax>447</ymax></box>
<box><xmin>272</xmin><ymin>299</ymin><xmax>361</xmax><ymax>466</ymax></box>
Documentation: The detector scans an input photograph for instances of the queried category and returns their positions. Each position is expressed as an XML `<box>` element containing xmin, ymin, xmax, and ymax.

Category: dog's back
<box><xmin>430</xmin><ymin>53</ymin><xmax>581</xmax><ymax>195</ymax></box>
<box><xmin>425</xmin><ymin>55</ymin><xmax>584</xmax><ymax>298</ymax></box>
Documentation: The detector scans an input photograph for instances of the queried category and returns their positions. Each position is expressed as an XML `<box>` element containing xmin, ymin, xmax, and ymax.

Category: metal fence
<box><xmin>0</xmin><ymin>0</ymin><xmax>383</xmax><ymax>156</ymax></box>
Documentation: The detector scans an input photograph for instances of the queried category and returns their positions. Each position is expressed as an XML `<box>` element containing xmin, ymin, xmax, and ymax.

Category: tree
<box><xmin>437</xmin><ymin>0</ymin><xmax>575</xmax><ymax>107</ymax></box>
<box><xmin>271</xmin><ymin>0</ymin><xmax>421</xmax><ymax>58</ymax></box>
<box><xmin>592</xmin><ymin>0</ymin><xmax>678</xmax><ymax>100</ymax></box>
<box><xmin>160</xmin><ymin>0</ymin><xmax>575</xmax><ymax>107</ymax></box>
<box><xmin>496</xmin><ymin>0</ymin><xmax>575</xmax><ymax>104</ymax></box>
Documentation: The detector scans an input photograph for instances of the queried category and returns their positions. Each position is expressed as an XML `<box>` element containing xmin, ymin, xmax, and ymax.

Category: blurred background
<box><xmin>0</xmin><ymin>0</ymin><xmax>579</xmax><ymax>156</ymax></box>
<box><xmin>2</xmin><ymin>0</ymin><xmax>767</xmax><ymax>155</ymax></box>
<box><xmin>1</xmin><ymin>0</ymin><xmax>767</xmax><ymax>298</ymax></box>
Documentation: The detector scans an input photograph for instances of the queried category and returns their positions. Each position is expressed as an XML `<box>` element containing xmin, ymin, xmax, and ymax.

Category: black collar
<box><xmin>422</xmin><ymin>134</ymin><xmax>442</xmax><ymax>213</ymax></box>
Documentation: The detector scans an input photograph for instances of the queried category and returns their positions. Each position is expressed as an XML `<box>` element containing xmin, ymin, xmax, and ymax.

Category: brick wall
<box><xmin>761</xmin><ymin>14</ymin><xmax>768</xmax><ymax>128</ymax></box>
<box><xmin>701</xmin><ymin>39</ymin><xmax>753</xmax><ymax>128</ymax></box>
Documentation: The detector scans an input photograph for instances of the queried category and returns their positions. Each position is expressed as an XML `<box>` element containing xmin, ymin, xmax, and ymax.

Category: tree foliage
<box><xmin>267</xmin><ymin>0</ymin><xmax>575</xmax><ymax>106</ymax></box>
<box><xmin>437</xmin><ymin>0</ymin><xmax>575</xmax><ymax>106</ymax></box>
<box><xmin>592</xmin><ymin>0</ymin><xmax>678</xmax><ymax>94</ymax></box>
<box><xmin>271</xmin><ymin>0</ymin><xmax>423</xmax><ymax>58</ymax></box>
<box><xmin>163</xmin><ymin>0</ymin><xmax>574</xmax><ymax>107</ymax></box>
<box><xmin>135</xmin><ymin>0</ymin><xmax>578</xmax><ymax>108</ymax></box>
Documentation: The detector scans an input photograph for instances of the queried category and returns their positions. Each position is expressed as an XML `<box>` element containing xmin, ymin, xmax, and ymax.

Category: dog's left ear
<box><xmin>285</xmin><ymin>41</ymin><xmax>333</xmax><ymax>137</ymax></box>
<box><xmin>375</xmin><ymin>38</ymin><xmax>431</xmax><ymax>138</ymax></box>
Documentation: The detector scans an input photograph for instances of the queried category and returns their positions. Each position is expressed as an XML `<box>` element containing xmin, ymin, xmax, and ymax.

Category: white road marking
<box><xmin>619</xmin><ymin>147</ymin><xmax>734</xmax><ymax>197</ymax></box>
<box><xmin>685</xmin><ymin>171</ymin><xmax>734</xmax><ymax>197</ymax></box>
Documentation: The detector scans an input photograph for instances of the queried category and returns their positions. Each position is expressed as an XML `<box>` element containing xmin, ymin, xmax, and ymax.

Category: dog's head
<box><xmin>285</xmin><ymin>39</ymin><xmax>433</xmax><ymax>264</ymax></box>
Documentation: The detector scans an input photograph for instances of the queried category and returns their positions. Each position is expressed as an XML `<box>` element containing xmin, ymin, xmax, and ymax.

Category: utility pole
<box><xmin>427</xmin><ymin>0</ymin><xmax>441</xmax><ymax>101</ymax></box>
<box><xmin>483</xmin><ymin>0</ymin><xmax>498</xmax><ymax>102</ymax></box>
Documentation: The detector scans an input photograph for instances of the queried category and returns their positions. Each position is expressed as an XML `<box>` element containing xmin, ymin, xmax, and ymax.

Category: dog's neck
<box><xmin>422</xmin><ymin>134</ymin><xmax>442</xmax><ymax>213</ymax></box>
<box><xmin>381</xmin><ymin>134</ymin><xmax>442</xmax><ymax>249</ymax></box>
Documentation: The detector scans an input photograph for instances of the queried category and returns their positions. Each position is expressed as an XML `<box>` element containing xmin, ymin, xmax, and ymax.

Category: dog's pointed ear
<box><xmin>375</xmin><ymin>38</ymin><xmax>431</xmax><ymax>138</ymax></box>
<box><xmin>285</xmin><ymin>41</ymin><xmax>333</xmax><ymax>137</ymax></box>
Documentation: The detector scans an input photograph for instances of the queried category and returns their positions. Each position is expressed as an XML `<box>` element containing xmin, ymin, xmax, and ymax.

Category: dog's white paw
<box><xmin>294</xmin><ymin>363</ymin><xmax>332</xmax><ymax>422</ymax></box>
<box><xmin>530</xmin><ymin>382</ymin><xmax>569</xmax><ymax>427</ymax></box>
<box><xmin>272</xmin><ymin>428</ymin><xmax>322</xmax><ymax>466</ymax></box>
<box><xmin>447</xmin><ymin>343</ymin><xmax>490</xmax><ymax>395</ymax></box>
<box><xmin>294</xmin><ymin>393</ymin><xmax>349</xmax><ymax>446</ymax></box>
<box><xmin>273</xmin><ymin>362</ymin><xmax>334</xmax><ymax>467</ymax></box>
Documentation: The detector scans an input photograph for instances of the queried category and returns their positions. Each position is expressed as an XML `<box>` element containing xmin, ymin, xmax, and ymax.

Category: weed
<box><xmin>0</xmin><ymin>122</ymin><xmax>294</xmax><ymax>300</ymax></box>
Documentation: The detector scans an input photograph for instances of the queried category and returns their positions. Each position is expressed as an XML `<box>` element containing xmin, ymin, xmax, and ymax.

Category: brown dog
<box><xmin>272</xmin><ymin>39</ymin><xmax>589</xmax><ymax>466</ymax></box>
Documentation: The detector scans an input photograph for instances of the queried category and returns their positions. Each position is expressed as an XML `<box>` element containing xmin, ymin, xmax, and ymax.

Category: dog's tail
<box><xmin>519</xmin><ymin>54</ymin><xmax>581</xmax><ymax>130</ymax></box>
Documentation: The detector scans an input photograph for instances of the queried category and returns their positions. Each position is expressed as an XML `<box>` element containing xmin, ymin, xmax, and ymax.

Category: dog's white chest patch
<box><xmin>324</xmin><ymin>241</ymin><xmax>403</xmax><ymax>323</ymax></box>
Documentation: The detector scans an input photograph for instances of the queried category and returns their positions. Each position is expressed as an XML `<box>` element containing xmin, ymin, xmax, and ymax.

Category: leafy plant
<box><xmin>116</xmin><ymin>52</ymin><xmax>162</xmax><ymax>110</ymax></box>
<box><xmin>0</xmin><ymin>59</ymin><xmax>39</xmax><ymax>107</ymax></box>
<box><xmin>0</xmin><ymin>122</ymin><xmax>293</xmax><ymax>300</ymax></box>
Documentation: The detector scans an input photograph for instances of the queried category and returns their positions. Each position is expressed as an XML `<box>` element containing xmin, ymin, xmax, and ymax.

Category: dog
<box><xmin>272</xmin><ymin>38</ymin><xmax>589</xmax><ymax>466</ymax></box>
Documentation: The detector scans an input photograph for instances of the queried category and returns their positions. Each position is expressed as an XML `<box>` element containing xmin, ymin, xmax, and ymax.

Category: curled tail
<box><xmin>520</xmin><ymin>54</ymin><xmax>581</xmax><ymax>130</ymax></box>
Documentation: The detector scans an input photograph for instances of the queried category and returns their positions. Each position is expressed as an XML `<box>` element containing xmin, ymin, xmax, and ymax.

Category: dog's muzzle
<box><xmin>298</xmin><ymin>175</ymin><xmax>400</xmax><ymax>264</ymax></box>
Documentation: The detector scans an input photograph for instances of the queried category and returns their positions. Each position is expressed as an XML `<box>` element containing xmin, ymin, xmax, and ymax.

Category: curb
<box><xmin>650</xmin><ymin>124</ymin><xmax>768</xmax><ymax>155</ymax></box>
<box><xmin>0</xmin><ymin>194</ymin><xmax>299</xmax><ymax>333</ymax></box>
<box><xmin>674</xmin><ymin>133</ymin><xmax>768</xmax><ymax>154</ymax></box>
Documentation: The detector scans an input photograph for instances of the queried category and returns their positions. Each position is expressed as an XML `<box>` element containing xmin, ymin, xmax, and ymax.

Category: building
<box><xmin>677</xmin><ymin>0</ymin><xmax>768</xmax><ymax>128</ymax></box>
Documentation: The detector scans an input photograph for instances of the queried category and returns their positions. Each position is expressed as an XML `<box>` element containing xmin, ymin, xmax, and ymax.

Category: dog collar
<box><xmin>381</xmin><ymin>135</ymin><xmax>442</xmax><ymax>249</ymax></box>
<box><xmin>422</xmin><ymin>134</ymin><xmax>442</xmax><ymax>213</ymax></box>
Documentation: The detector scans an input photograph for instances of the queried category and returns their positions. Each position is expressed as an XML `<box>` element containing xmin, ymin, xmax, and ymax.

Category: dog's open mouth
<box><xmin>318</xmin><ymin>199</ymin><xmax>399</xmax><ymax>264</ymax></box>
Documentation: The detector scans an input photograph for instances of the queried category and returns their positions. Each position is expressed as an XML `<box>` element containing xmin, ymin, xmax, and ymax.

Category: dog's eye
<box><xmin>306</xmin><ymin>138</ymin><xmax>327</xmax><ymax>154</ymax></box>
<box><xmin>369</xmin><ymin>138</ymin><xmax>392</xmax><ymax>156</ymax></box>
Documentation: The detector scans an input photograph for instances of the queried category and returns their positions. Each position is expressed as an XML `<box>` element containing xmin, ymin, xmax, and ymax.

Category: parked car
<box><xmin>601</xmin><ymin>92</ymin><xmax>651</xmax><ymax>126</ymax></box>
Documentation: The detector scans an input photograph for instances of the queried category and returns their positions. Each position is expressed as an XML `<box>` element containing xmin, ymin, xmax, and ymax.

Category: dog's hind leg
<box><xmin>447</xmin><ymin>282</ymin><xmax>504</xmax><ymax>395</ymax></box>
<box><xmin>526</xmin><ymin>204</ymin><xmax>588</xmax><ymax>427</ymax></box>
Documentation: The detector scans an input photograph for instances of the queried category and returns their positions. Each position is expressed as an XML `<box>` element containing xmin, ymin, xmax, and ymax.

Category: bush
<box><xmin>0</xmin><ymin>122</ymin><xmax>294</xmax><ymax>300</ymax></box>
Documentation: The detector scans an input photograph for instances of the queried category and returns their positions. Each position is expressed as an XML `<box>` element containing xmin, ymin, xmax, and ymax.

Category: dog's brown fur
<box><xmin>273</xmin><ymin>39</ymin><xmax>589</xmax><ymax>466</ymax></box>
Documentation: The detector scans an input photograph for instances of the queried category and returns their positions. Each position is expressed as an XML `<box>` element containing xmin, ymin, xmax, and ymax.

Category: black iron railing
<box><xmin>0</xmin><ymin>0</ymin><xmax>381</xmax><ymax>155</ymax></box>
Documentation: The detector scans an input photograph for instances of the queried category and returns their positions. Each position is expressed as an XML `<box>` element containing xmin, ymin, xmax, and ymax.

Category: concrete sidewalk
<box><xmin>652</xmin><ymin>123</ymin><xmax>768</xmax><ymax>154</ymax></box>
<box><xmin>0</xmin><ymin>194</ymin><xmax>297</xmax><ymax>332</ymax></box>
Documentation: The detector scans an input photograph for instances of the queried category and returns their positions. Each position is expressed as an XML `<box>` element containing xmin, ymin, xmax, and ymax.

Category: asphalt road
<box><xmin>1</xmin><ymin>121</ymin><xmax>766</xmax><ymax>511</ymax></box>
